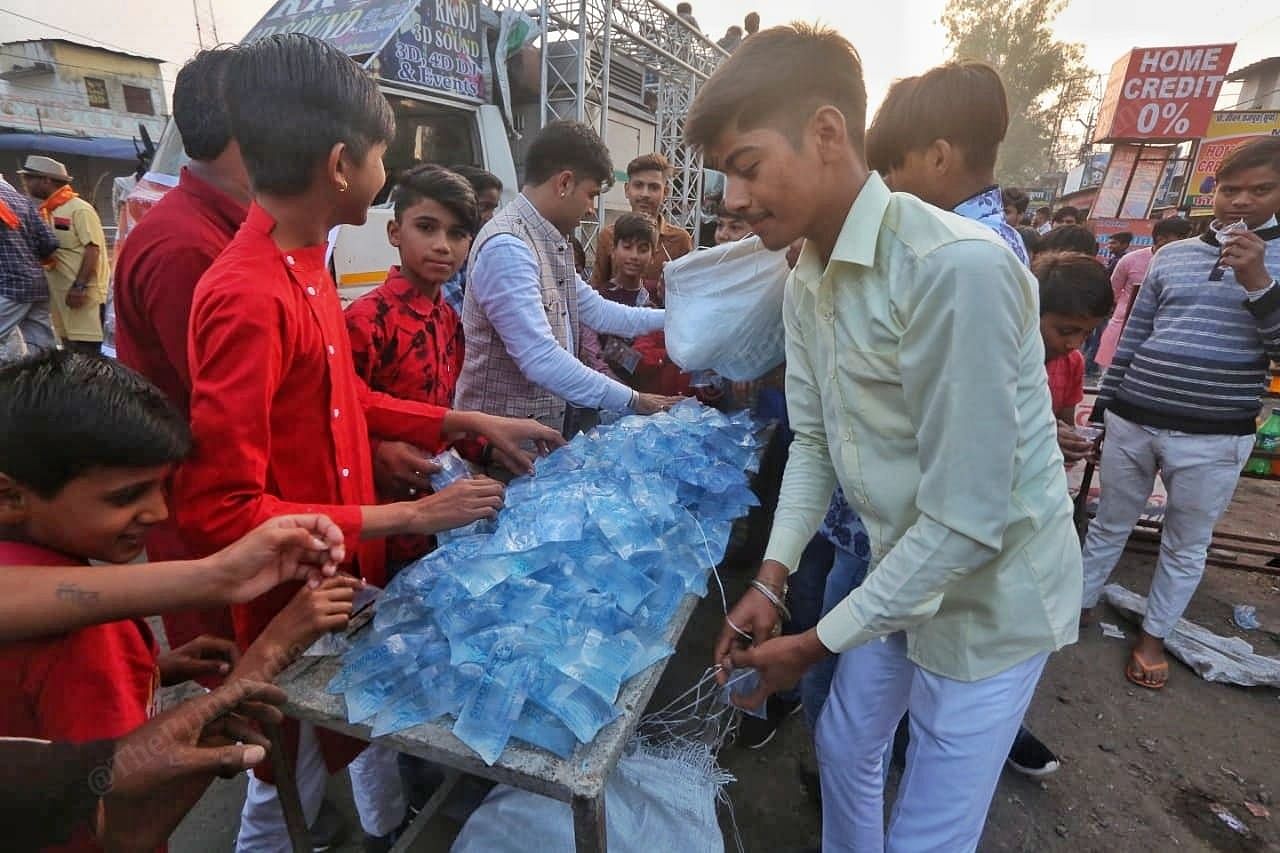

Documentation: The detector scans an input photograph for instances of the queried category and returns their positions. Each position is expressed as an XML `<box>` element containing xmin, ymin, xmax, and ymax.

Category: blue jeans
<box><xmin>781</xmin><ymin>534</ymin><xmax>869</xmax><ymax>730</ymax></box>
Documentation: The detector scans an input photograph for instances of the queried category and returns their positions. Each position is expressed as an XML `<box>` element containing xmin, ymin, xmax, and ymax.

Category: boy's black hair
<box><xmin>1109</xmin><ymin>231</ymin><xmax>1134</xmax><ymax>246</ymax></box>
<box><xmin>392</xmin><ymin>165</ymin><xmax>479</xmax><ymax>235</ymax></box>
<box><xmin>686</xmin><ymin>25</ymin><xmax>867</xmax><ymax>154</ymax></box>
<box><xmin>450</xmin><ymin>164</ymin><xmax>503</xmax><ymax>196</ymax></box>
<box><xmin>1003</xmin><ymin>187</ymin><xmax>1030</xmax><ymax>215</ymax></box>
<box><xmin>523</xmin><ymin>121</ymin><xmax>613</xmax><ymax>187</ymax></box>
<box><xmin>1052</xmin><ymin>205</ymin><xmax>1081</xmax><ymax>223</ymax></box>
<box><xmin>174</xmin><ymin>47</ymin><xmax>234</xmax><ymax>161</ymax></box>
<box><xmin>1217</xmin><ymin>136</ymin><xmax>1280</xmax><ymax>181</ymax></box>
<box><xmin>613</xmin><ymin>212</ymin><xmax>658</xmax><ymax>247</ymax></box>
<box><xmin>866</xmin><ymin>61</ymin><xmax>1009</xmax><ymax>174</ymax></box>
<box><xmin>1034</xmin><ymin>205</ymin><xmax>1052</xmax><ymax>220</ymax></box>
<box><xmin>1016</xmin><ymin>225</ymin><xmax>1043</xmax><ymax>257</ymax></box>
<box><xmin>0</xmin><ymin>351</ymin><xmax>190</xmax><ymax>498</ymax></box>
<box><xmin>224</xmin><ymin>33</ymin><xmax>395</xmax><ymax>196</ymax></box>
<box><xmin>1041</xmin><ymin>224</ymin><xmax>1098</xmax><ymax>255</ymax></box>
<box><xmin>1152</xmin><ymin>216</ymin><xmax>1193</xmax><ymax>242</ymax></box>
<box><xmin>1033</xmin><ymin>251</ymin><xmax>1115</xmax><ymax>318</ymax></box>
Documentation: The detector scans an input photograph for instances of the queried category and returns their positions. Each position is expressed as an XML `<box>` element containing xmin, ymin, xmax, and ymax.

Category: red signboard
<box><xmin>1093</xmin><ymin>43</ymin><xmax>1236</xmax><ymax>143</ymax></box>
<box><xmin>1090</xmin><ymin>218</ymin><xmax>1156</xmax><ymax>260</ymax></box>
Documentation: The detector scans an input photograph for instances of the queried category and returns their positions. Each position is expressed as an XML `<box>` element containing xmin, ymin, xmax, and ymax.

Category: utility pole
<box><xmin>208</xmin><ymin>0</ymin><xmax>221</xmax><ymax>44</ymax></box>
<box><xmin>192</xmin><ymin>0</ymin><xmax>205</xmax><ymax>49</ymax></box>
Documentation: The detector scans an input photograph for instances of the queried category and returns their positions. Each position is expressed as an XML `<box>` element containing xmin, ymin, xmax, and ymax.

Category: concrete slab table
<box><xmin>275</xmin><ymin>591</ymin><xmax>702</xmax><ymax>853</ymax></box>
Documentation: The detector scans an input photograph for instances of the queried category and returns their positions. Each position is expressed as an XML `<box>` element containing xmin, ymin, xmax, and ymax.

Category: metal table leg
<box><xmin>390</xmin><ymin>769</ymin><xmax>461</xmax><ymax>853</ymax></box>
<box><xmin>264</xmin><ymin>720</ymin><xmax>309</xmax><ymax>853</ymax></box>
<box><xmin>572</xmin><ymin>792</ymin><xmax>608</xmax><ymax>853</ymax></box>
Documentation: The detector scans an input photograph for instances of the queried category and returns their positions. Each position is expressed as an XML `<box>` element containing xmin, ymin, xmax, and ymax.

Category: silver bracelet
<box><xmin>748</xmin><ymin>579</ymin><xmax>792</xmax><ymax>624</ymax></box>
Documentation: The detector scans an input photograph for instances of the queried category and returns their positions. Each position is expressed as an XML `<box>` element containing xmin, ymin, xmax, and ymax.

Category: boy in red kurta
<box><xmin>0</xmin><ymin>352</ymin><xmax>242</xmax><ymax>853</ymax></box>
<box><xmin>176</xmin><ymin>36</ymin><xmax>562</xmax><ymax>849</ymax></box>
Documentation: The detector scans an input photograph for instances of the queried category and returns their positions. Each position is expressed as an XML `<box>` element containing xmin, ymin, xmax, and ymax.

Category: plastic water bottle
<box><xmin>1244</xmin><ymin>409</ymin><xmax>1280</xmax><ymax>476</ymax></box>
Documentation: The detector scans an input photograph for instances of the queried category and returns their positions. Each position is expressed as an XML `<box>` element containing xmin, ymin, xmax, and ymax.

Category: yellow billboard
<box><xmin>1184</xmin><ymin>110</ymin><xmax>1280</xmax><ymax>214</ymax></box>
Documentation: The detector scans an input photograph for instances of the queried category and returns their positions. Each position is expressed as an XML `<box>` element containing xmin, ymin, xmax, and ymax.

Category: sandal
<box><xmin>1125</xmin><ymin>648</ymin><xmax>1169</xmax><ymax>690</ymax></box>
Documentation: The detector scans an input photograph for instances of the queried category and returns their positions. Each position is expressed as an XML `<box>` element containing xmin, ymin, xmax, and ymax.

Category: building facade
<box><xmin>0</xmin><ymin>39</ymin><xmax>168</xmax><ymax>227</ymax></box>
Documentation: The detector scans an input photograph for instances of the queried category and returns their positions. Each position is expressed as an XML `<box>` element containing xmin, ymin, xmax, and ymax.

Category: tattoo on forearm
<box><xmin>55</xmin><ymin>583</ymin><xmax>102</xmax><ymax>606</ymax></box>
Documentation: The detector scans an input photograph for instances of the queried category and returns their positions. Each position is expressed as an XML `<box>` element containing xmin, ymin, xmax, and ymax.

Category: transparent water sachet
<box><xmin>452</xmin><ymin>658</ymin><xmax>533</xmax><ymax>765</ymax></box>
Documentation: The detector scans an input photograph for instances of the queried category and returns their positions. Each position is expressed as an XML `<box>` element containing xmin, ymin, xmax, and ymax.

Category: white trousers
<box><xmin>235</xmin><ymin>721</ymin><xmax>406</xmax><ymax>852</ymax></box>
<box><xmin>1081</xmin><ymin>411</ymin><xmax>1253</xmax><ymax>638</ymax></box>
<box><xmin>815</xmin><ymin>633</ymin><xmax>1047</xmax><ymax>853</ymax></box>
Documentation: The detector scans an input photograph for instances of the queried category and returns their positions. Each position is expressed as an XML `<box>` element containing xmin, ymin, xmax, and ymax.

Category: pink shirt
<box><xmin>1096</xmin><ymin>247</ymin><xmax>1152</xmax><ymax>369</ymax></box>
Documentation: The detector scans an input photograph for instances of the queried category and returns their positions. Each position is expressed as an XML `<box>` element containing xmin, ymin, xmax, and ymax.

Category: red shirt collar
<box><xmin>243</xmin><ymin>203</ymin><xmax>330</xmax><ymax>271</ymax></box>
<box><xmin>178</xmin><ymin>166</ymin><xmax>249</xmax><ymax>232</ymax></box>
<box><xmin>384</xmin><ymin>266</ymin><xmax>448</xmax><ymax>319</ymax></box>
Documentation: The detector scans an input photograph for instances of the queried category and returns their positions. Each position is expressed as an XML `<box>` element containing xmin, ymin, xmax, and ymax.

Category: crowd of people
<box><xmin>0</xmin><ymin>19</ymin><xmax>1278</xmax><ymax>853</ymax></box>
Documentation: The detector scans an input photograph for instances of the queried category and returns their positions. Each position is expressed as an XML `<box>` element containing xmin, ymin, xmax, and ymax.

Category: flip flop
<box><xmin>1125</xmin><ymin>648</ymin><xmax>1169</xmax><ymax>690</ymax></box>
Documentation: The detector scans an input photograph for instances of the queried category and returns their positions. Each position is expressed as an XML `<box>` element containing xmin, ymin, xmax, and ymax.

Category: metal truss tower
<box><xmin>491</xmin><ymin>0</ymin><xmax>727</xmax><ymax>239</ymax></box>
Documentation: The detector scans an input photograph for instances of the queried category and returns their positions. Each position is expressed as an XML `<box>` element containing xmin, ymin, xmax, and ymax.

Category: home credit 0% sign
<box><xmin>1093</xmin><ymin>43</ymin><xmax>1236</xmax><ymax>143</ymax></box>
<box><xmin>1139</xmin><ymin>102</ymin><xmax>1191</xmax><ymax>135</ymax></box>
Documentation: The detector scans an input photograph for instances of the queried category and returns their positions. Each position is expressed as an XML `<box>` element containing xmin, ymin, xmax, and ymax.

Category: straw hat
<box><xmin>17</xmin><ymin>155</ymin><xmax>72</xmax><ymax>183</ymax></box>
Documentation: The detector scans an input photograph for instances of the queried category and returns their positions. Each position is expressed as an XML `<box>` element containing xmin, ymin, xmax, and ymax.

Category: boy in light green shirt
<box><xmin>691</xmin><ymin>25</ymin><xmax>1080</xmax><ymax>852</ymax></box>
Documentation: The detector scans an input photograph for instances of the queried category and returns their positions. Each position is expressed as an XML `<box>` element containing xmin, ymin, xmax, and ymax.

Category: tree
<box><xmin>942</xmin><ymin>0</ymin><xmax>1092</xmax><ymax>187</ymax></box>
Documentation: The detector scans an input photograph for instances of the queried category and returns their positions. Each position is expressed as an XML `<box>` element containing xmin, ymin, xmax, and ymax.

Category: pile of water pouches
<box><xmin>328</xmin><ymin>400</ymin><xmax>762</xmax><ymax>765</ymax></box>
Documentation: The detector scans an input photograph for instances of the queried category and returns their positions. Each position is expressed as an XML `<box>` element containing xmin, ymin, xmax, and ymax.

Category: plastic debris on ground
<box><xmin>329</xmin><ymin>400</ymin><xmax>760</xmax><ymax>764</ymax></box>
<box><xmin>1232</xmin><ymin>604</ymin><xmax>1261</xmax><ymax>631</ymax></box>
<box><xmin>1102</xmin><ymin>584</ymin><xmax>1280</xmax><ymax>688</ymax></box>
<box><xmin>1099</xmin><ymin>622</ymin><xmax>1126</xmax><ymax>640</ymax></box>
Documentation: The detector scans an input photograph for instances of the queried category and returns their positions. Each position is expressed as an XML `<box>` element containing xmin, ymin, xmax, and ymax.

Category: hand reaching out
<box><xmin>234</xmin><ymin>574</ymin><xmax>364</xmax><ymax>683</ymax></box>
<box><xmin>158</xmin><ymin>635</ymin><xmax>240</xmax><ymax>686</ymax></box>
<box><xmin>372</xmin><ymin>441</ymin><xmax>440</xmax><ymax>498</ymax></box>
<box><xmin>206</xmin><ymin>514</ymin><xmax>348</xmax><ymax>603</ymax></box>
<box><xmin>405</xmin><ymin>476</ymin><xmax>505</xmax><ymax>534</ymax></box>
<box><xmin>97</xmin><ymin>679</ymin><xmax>286</xmax><ymax>852</ymax></box>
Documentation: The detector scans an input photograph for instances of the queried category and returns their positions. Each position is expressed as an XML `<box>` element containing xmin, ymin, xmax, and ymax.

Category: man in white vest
<box><xmin>456</xmin><ymin>121</ymin><xmax>681</xmax><ymax>442</ymax></box>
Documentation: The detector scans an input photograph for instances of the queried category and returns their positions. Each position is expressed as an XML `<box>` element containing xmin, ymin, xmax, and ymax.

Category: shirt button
<box><xmin>327</xmin><ymin>345</ymin><xmax>336</xmax><ymax>356</ymax></box>
<box><xmin>341</xmin><ymin>468</ymin><xmax>350</xmax><ymax>478</ymax></box>
<box><xmin>285</xmin><ymin>255</ymin><xmax>295</xmax><ymax>266</ymax></box>
<box><xmin>843</xmin><ymin>430</ymin><xmax>853</xmax><ymax>442</ymax></box>
<box><xmin>307</xmin><ymin>286</ymin><xmax>317</xmax><ymax>296</ymax></box>
<box><xmin>332</xmin><ymin>408</ymin><xmax>341</xmax><ymax>419</ymax></box>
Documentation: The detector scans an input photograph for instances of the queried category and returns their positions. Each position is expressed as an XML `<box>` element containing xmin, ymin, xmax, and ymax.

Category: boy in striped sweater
<box><xmin>1082</xmin><ymin>137</ymin><xmax>1280</xmax><ymax>689</ymax></box>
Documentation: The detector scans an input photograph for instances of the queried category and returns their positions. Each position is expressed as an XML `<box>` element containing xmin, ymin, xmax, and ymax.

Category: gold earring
<box><xmin>337</xmin><ymin>180</ymin><xmax>349</xmax><ymax>193</ymax></box>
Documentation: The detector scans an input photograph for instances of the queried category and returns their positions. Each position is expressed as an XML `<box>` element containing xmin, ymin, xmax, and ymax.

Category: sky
<box><xmin>3</xmin><ymin>0</ymin><xmax>1279</xmax><ymax>113</ymax></box>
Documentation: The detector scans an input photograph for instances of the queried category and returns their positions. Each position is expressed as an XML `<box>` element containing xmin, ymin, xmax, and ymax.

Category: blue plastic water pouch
<box><xmin>436</xmin><ymin>598</ymin><xmax>505</xmax><ymax>642</ymax></box>
<box><xmin>720</xmin><ymin>667</ymin><xmax>768</xmax><ymax>720</ymax></box>
<box><xmin>327</xmin><ymin>632</ymin><xmax>421</xmax><ymax>695</ymax></box>
<box><xmin>345</xmin><ymin>668</ymin><xmax>418</xmax><ymax>724</ymax></box>
<box><xmin>452</xmin><ymin>658</ymin><xmax>534</xmax><ymax>765</ymax></box>
<box><xmin>511</xmin><ymin>701</ymin><xmax>579</xmax><ymax>758</ymax></box>
<box><xmin>589</xmin><ymin>491</ymin><xmax>659</xmax><ymax>560</ymax></box>
<box><xmin>616</xmin><ymin>629</ymin><xmax>675</xmax><ymax>680</ymax></box>
<box><xmin>546</xmin><ymin>629</ymin><xmax>636</xmax><ymax>704</ymax></box>
<box><xmin>528</xmin><ymin>662</ymin><xmax>621</xmax><ymax>743</ymax></box>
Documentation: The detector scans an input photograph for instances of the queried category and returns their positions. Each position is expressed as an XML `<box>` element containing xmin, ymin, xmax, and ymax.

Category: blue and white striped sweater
<box><xmin>1097</xmin><ymin>226</ymin><xmax>1280</xmax><ymax>435</ymax></box>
